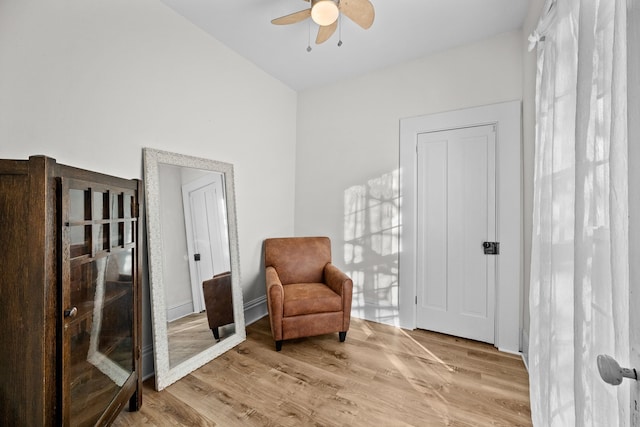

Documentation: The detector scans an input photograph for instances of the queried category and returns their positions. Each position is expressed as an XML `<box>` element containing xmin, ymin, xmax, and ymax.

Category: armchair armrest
<box><xmin>323</xmin><ymin>263</ymin><xmax>352</xmax><ymax>296</ymax></box>
<box><xmin>266</xmin><ymin>266</ymin><xmax>283</xmax><ymax>291</ymax></box>
<box><xmin>265</xmin><ymin>266</ymin><xmax>284</xmax><ymax>341</ymax></box>
<box><xmin>323</xmin><ymin>263</ymin><xmax>353</xmax><ymax>331</ymax></box>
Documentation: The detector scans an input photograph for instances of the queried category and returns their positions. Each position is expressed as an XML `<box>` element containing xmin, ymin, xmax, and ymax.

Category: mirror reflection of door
<box><xmin>182</xmin><ymin>174</ymin><xmax>230</xmax><ymax>313</ymax></box>
<box><xmin>157</xmin><ymin>165</ymin><xmax>231</xmax><ymax>323</ymax></box>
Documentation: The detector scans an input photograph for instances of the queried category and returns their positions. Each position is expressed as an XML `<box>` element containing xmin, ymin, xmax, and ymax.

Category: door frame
<box><xmin>399</xmin><ymin>100</ymin><xmax>522</xmax><ymax>353</ymax></box>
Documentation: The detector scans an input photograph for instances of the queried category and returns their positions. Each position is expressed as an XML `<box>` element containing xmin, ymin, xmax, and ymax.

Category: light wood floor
<box><xmin>114</xmin><ymin>316</ymin><xmax>531</xmax><ymax>426</ymax></box>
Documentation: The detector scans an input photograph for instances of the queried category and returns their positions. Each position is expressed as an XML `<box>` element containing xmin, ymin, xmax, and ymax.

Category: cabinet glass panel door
<box><xmin>61</xmin><ymin>179</ymin><xmax>136</xmax><ymax>426</ymax></box>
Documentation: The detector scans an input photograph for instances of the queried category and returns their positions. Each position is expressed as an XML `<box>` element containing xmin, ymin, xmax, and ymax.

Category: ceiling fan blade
<box><xmin>339</xmin><ymin>0</ymin><xmax>374</xmax><ymax>29</ymax></box>
<box><xmin>271</xmin><ymin>9</ymin><xmax>311</xmax><ymax>25</ymax></box>
<box><xmin>316</xmin><ymin>20</ymin><xmax>338</xmax><ymax>44</ymax></box>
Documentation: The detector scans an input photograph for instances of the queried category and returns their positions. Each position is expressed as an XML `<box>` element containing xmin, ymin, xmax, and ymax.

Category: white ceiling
<box><xmin>160</xmin><ymin>0</ymin><xmax>530</xmax><ymax>91</ymax></box>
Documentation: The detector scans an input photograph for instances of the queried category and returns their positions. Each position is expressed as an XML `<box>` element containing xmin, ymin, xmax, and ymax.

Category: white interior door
<box><xmin>416</xmin><ymin>124</ymin><xmax>496</xmax><ymax>344</ymax></box>
<box><xmin>183</xmin><ymin>174</ymin><xmax>230</xmax><ymax>313</ymax></box>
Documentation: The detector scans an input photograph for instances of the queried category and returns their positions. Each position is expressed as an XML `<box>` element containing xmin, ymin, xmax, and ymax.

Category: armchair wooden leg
<box><xmin>339</xmin><ymin>331</ymin><xmax>347</xmax><ymax>342</ymax></box>
<box><xmin>212</xmin><ymin>328</ymin><xmax>220</xmax><ymax>341</ymax></box>
<box><xmin>275</xmin><ymin>340</ymin><xmax>283</xmax><ymax>351</ymax></box>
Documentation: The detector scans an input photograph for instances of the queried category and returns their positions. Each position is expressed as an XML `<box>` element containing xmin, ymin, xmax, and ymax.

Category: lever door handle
<box><xmin>483</xmin><ymin>242</ymin><xmax>499</xmax><ymax>255</ymax></box>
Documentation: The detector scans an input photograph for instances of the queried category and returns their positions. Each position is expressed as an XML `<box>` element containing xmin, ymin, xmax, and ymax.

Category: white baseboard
<box><xmin>351</xmin><ymin>304</ymin><xmax>401</xmax><ymax>328</ymax></box>
<box><xmin>244</xmin><ymin>295</ymin><xmax>268</xmax><ymax>325</ymax></box>
<box><xmin>498</xmin><ymin>347</ymin><xmax>523</xmax><ymax>357</ymax></box>
<box><xmin>521</xmin><ymin>328</ymin><xmax>530</xmax><ymax>372</ymax></box>
<box><xmin>521</xmin><ymin>353</ymin><xmax>529</xmax><ymax>372</ymax></box>
<box><xmin>167</xmin><ymin>300</ymin><xmax>194</xmax><ymax>322</ymax></box>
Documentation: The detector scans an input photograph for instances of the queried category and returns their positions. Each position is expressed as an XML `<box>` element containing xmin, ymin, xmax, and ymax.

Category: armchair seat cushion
<box><xmin>283</xmin><ymin>283</ymin><xmax>342</xmax><ymax>317</ymax></box>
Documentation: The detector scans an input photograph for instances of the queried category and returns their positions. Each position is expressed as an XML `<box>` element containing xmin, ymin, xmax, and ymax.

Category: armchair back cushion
<box><xmin>203</xmin><ymin>271</ymin><xmax>234</xmax><ymax>331</ymax></box>
<box><xmin>264</xmin><ymin>236</ymin><xmax>331</xmax><ymax>285</ymax></box>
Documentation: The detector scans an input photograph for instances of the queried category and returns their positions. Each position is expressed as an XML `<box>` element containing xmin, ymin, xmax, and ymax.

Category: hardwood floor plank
<box><xmin>191</xmin><ymin>347</ymin><xmax>349</xmax><ymax>426</ymax></box>
<box><xmin>114</xmin><ymin>316</ymin><xmax>531</xmax><ymax>426</ymax></box>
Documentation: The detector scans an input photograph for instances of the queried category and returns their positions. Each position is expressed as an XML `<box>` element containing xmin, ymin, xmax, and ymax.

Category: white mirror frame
<box><xmin>143</xmin><ymin>148</ymin><xmax>245</xmax><ymax>391</ymax></box>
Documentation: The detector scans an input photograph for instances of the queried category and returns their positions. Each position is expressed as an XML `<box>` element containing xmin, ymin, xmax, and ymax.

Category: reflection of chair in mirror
<box><xmin>264</xmin><ymin>236</ymin><xmax>353</xmax><ymax>351</ymax></box>
<box><xmin>202</xmin><ymin>271</ymin><xmax>234</xmax><ymax>341</ymax></box>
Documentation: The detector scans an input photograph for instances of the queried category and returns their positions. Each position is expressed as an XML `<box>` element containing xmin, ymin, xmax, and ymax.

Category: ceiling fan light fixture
<box><xmin>311</xmin><ymin>0</ymin><xmax>339</xmax><ymax>26</ymax></box>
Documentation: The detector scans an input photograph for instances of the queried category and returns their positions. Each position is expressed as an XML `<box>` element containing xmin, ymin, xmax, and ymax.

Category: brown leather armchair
<box><xmin>203</xmin><ymin>271</ymin><xmax>234</xmax><ymax>341</ymax></box>
<box><xmin>264</xmin><ymin>237</ymin><xmax>353</xmax><ymax>351</ymax></box>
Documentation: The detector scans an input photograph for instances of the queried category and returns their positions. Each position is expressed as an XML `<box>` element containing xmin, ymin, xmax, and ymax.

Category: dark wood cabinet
<box><xmin>0</xmin><ymin>156</ymin><xmax>142</xmax><ymax>426</ymax></box>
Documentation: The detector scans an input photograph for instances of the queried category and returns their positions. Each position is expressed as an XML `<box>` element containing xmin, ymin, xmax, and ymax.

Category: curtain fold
<box><xmin>529</xmin><ymin>0</ymin><xmax>629</xmax><ymax>425</ymax></box>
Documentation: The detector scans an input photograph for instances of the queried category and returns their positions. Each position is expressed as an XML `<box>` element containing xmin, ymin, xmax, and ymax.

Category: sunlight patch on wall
<box><xmin>343</xmin><ymin>169</ymin><xmax>401</xmax><ymax>326</ymax></box>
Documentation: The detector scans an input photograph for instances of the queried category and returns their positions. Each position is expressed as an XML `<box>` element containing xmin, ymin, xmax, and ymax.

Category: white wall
<box><xmin>158</xmin><ymin>164</ymin><xmax>193</xmax><ymax>319</ymax></box>
<box><xmin>0</xmin><ymin>0</ymin><xmax>297</xmax><ymax>376</ymax></box>
<box><xmin>296</xmin><ymin>31</ymin><xmax>524</xmax><ymax>326</ymax></box>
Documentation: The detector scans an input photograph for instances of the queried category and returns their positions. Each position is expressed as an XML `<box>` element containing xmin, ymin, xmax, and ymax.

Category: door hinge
<box><xmin>415</xmin><ymin>296</ymin><xmax>418</xmax><ymax>305</ymax></box>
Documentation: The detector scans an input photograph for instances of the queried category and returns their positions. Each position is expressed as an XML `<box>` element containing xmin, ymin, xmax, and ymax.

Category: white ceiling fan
<box><xmin>271</xmin><ymin>0</ymin><xmax>375</xmax><ymax>45</ymax></box>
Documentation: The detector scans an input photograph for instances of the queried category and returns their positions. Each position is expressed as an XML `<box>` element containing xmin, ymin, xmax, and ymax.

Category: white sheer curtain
<box><xmin>529</xmin><ymin>0</ymin><xmax>629</xmax><ymax>426</ymax></box>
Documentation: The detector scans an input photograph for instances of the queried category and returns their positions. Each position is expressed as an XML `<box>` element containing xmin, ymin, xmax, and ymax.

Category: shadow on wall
<box><xmin>343</xmin><ymin>169</ymin><xmax>401</xmax><ymax>326</ymax></box>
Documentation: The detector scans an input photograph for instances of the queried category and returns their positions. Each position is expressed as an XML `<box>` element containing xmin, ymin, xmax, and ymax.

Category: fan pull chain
<box><xmin>307</xmin><ymin>20</ymin><xmax>312</xmax><ymax>52</ymax></box>
<box><xmin>337</xmin><ymin>13</ymin><xmax>343</xmax><ymax>47</ymax></box>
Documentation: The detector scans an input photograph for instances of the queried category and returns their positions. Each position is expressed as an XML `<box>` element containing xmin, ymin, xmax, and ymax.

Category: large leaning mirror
<box><xmin>143</xmin><ymin>148</ymin><xmax>245</xmax><ymax>390</ymax></box>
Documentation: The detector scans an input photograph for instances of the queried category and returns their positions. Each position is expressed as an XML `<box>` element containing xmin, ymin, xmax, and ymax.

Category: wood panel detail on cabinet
<box><xmin>0</xmin><ymin>156</ymin><xmax>142</xmax><ymax>426</ymax></box>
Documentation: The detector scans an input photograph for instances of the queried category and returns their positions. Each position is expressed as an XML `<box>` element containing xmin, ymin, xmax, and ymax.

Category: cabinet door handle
<box><xmin>64</xmin><ymin>307</ymin><xmax>78</xmax><ymax>318</ymax></box>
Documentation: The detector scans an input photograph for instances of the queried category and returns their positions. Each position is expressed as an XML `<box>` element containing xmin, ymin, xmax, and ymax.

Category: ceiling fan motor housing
<box><xmin>311</xmin><ymin>0</ymin><xmax>339</xmax><ymax>26</ymax></box>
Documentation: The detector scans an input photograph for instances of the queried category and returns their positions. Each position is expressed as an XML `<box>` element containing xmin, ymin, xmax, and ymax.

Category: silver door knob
<box><xmin>597</xmin><ymin>354</ymin><xmax>637</xmax><ymax>385</ymax></box>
